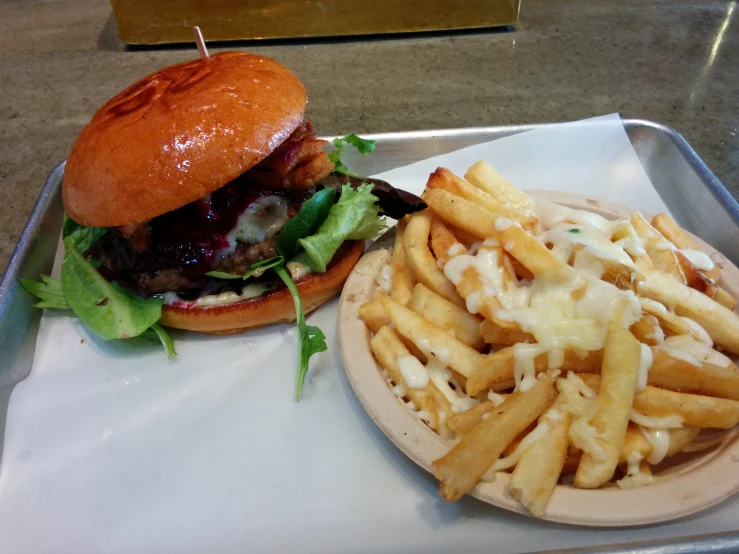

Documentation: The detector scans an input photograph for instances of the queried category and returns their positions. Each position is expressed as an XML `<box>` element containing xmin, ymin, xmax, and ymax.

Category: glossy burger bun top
<box><xmin>63</xmin><ymin>51</ymin><xmax>308</xmax><ymax>227</ymax></box>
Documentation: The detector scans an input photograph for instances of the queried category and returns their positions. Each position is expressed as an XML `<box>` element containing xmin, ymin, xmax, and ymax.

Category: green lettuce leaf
<box><xmin>62</xmin><ymin>215</ymin><xmax>106</xmax><ymax>252</ymax></box>
<box><xmin>327</xmin><ymin>134</ymin><xmax>377</xmax><ymax>176</ymax></box>
<box><xmin>272</xmin><ymin>264</ymin><xmax>327</xmax><ymax>401</ymax></box>
<box><xmin>297</xmin><ymin>184</ymin><xmax>384</xmax><ymax>272</ymax></box>
<box><xmin>20</xmin><ymin>275</ymin><xmax>69</xmax><ymax>309</ymax></box>
<box><xmin>276</xmin><ymin>188</ymin><xmax>336</xmax><ymax>258</ymax></box>
<box><xmin>61</xmin><ymin>240</ymin><xmax>162</xmax><ymax>340</ymax></box>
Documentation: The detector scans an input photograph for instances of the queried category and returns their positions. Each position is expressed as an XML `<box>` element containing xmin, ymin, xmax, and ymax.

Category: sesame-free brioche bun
<box><xmin>63</xmin><ymin>51</ymin><xmax>307</xmax><ymax>227</ymax></box>
<box><xmin>159</xmin><ymin>240</ymin><xmax>365</xmax><ymax>334</ymax></box>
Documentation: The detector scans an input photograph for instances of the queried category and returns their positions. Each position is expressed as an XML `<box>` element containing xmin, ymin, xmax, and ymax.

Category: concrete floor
<box><xmin>1</xmin><ymin>0</ymin><xmax>737</xmax><ymax>274</ymax></box>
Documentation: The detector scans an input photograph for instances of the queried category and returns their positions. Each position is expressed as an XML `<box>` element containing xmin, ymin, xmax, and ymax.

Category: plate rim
<box><xmin>337</xmin><ymin>190</ymin><xmax>739</xmax><ymax>527</ymax></box>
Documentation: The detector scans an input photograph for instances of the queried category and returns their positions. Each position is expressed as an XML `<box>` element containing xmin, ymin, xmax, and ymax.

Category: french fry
<box><xmin>358</xmin><ymin>299</ymin><xmax>390</xmax><ymax>334</ymax></box>
<box><xmin>639</xmin><ymin>270</ymin><xmax>739</xmax><ymax>354</ymax></box>
<box><xmin>380</xmin><ymin>294</ymin><xmax>489</xmax><ymax>378</ymax></box>
<box><xmin>448</xmin><ymin>225</ymin><xmax>480</xmax><ymax>247</ymax></box>
<box><xmin>480</xmin><ymin>319</ymin><xmax>534</xmax><ymax>345</ymax></box>
<box><xmin>575</xmin><ymin>324</ymin><xmax>641</xmax><ymax>489</ymax></box>
<box><xmin>630</xmin><ymin>212</ymin><xmax>686</xmax><ymax>284</ymax></box>
<box><xmin>580</xmin><ymin>373</ymin><xmax>739</xmax><ymax>429</ymax></box>
<box><xmin>618</xmin><ymin>423</ymin><xmax>700</xmax><ymax>464</ymax></box>
<box><xmin>422</xmin><ymin>188</ymin><xmax>573</xmax><ymax>280</ymax></box>
<box><xmin>464</xmin><ymin>161</ymin><xmax>532</xmax><ymax>211</ymax></box>
<box><xmin>652</xmin><ymin>212</ymin><xmax>721</xmax><ymax>285</ymax></box>
<box><xmin>634</xmin><ymin>386</ymin><xmax>739</xmax><ymax>429</ymax></box>
<box><xmin>430</xmin><ymin>216</ymin><xmax>465</xmax><ymax>266</ymax></box>
<box><xmin>466</xmin><ymin>347</ymin><xmax>603</xmax><ymax>396</ymax></box>
<box><xmin>648</xmin><ymin>348</ymin><xmax>739</xmax><ymax>400</ymax></box>
<box><xmin>714</xmin><ymin>288</ymin><xmax>737</xmax><ymax>311</ymax></box>
<box><xmin>404</xmin><ymin>210</ymin><xmax>464</xmax><ymax>306</ymax></box>
<box><xmin>390</xmin><ymin>217</ymin><xmax>416</xmax><ymax>305</ymax></box>
<box><xmin>629</xmin><ymin>314</ymin><xmax>663</xmax><ymax>346</ymax></box>
<box><xmin>408</xmin><ymin>284</ymin><xmax>485</xmax><ymax>351</ymax></box>
<box><xmin>432</xmin><ymin>375</ymin><xmax>556</xmax><ymax>501</ymax></box>
<box><xmin>639</xmin><ymin>297</ymin><xmax>693</xmax><ymax>337</ymax></box>
<box><xmin>427</xmin><ymin>167</ymin><xmax>538</xmax><ymax>231</ymax></box>
<box><xmin>447</xmin><ymin>401</ymin><xmax>496</xmax><ymax>435</ymax></box>
<box><xmin>508</xmin><ymin>402</ymin><xmax>572</xmax><ymax>517</ymax></box>
<box><xmin>675</xmin><ymin>250</ymin><xmax>712</xmax><ymax>294</ymax></box>
<box><xmin>370</xmin><ymin>326</ymin><xmax>452</xmax><ymax>430</ymax></box>
<box><xmin>569</xmin><ymin>245</ymin><xmax>637</xmax><ymax>292</ymax></box>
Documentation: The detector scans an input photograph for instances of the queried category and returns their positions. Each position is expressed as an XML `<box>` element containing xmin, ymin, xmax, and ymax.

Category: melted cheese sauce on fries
<box><xmin>361</xmin><ymin>161</ymin><xmax>739</xmax><ymax>517</ymax></box>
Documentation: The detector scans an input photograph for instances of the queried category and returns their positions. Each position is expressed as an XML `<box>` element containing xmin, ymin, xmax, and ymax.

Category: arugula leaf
<box><xmin>205</xmin><ymin>256</ymin><xmax>284</xmax><ymax>280</ymax></box>
<box><xmin>20</xmin><ymin>275</ymin><xmax>70</xmax><ymax>309</ymax></box>
<box><xmin>62</xmin><ymin>215</ymin><xmax>106</xmax><ymax>252</ymax></box>
<box><xmin>61</xmin><ymin>239</ymin><xmax>162</xmax><ymax>340</ymax></box>
<box><xmin>146</xmin><ymin>323</ymin><xmax>177</xmax><ymax>358</ymax></box>
<box><xmin>272</xmin><ymin>264</ymin><xmax>327</xmax><ymax>401</ymax></box>
<box><xmin>327</xmin><ymin>134</ymin><xmax>377</xmax><ymax>176</ymax></box>
<box><xmin>276</xmin><ymin>188</ymin><xmax>336</xmax><ymax>258</ymax></box>
<box><xmin>298</xmin><ymin>184</ymin><xmax>384</xmax><ymax>272</ymax></box>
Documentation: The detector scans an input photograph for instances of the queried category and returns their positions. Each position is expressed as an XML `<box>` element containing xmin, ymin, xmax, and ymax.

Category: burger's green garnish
<box><xmin>21</xmin><ymin>215</ymin><xmax>176</xmax><ymax>358</ymax></box>
<box><xmin>298</xmin><ymin>184</ymin><xmax>385</xmax><ymax>272</ymax></box>
<box><xmin>276</xmin><ymin>187</ymin><xmax>336</xmax><ymax>259</ymax></box>
<box><xmin>327</xmin><ymin>134</ymin><xmax>376</xmax><ymax>176</ymax></box>
<box><xmin>569</xmin><ymin>228</ymin><xmax>580</xmax><ymax>234</ymax></box>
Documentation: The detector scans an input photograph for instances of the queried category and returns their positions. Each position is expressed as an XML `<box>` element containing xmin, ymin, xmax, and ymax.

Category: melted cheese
<box><xmin>488</xmin><ymin>391</ymin><xmax>507</xmax><ymax>407</ymax></box>
<box><xmin>630</xmin><ymin>409</ymin><xmax>683</xmax><ymax>429</ymax></box>
<box><xmin>219</xmin><ymin>195</ymin><xmax>289</xmax><ymax>258</ymax></box>
<box><xmin>161</xmin><ymin>283</ymin><xmax>269</xmax><ymax>308</ymax></box>
<box><xmin>376</xmin><ymin>263</ymin><xmax>394</xmax><ymax>294</ymax></box>
<box><xmin>427</xmin><ymin>359</ymin><xmax>478</xmax><ymax>413</ymax></box>
<box><xmin>286</xmin><ymin>261</ymin><xmax>313</xmax><ymax>281</ymax></box>
<box><xmin>617</xmin><ymin>451</ymin><xmax>654</xmax><ymax>489</ymax></box>
<box><xmin>639</xmin><ymin>425</ymin><xmax>672</xmax><ymax>464</ymax></box>
<box><xmin>679</xmin><ymin>249</ymin><xmax>715</xmax><ymax>271</ymax></box>
<box><xmin>636</xmin><ymin>343</ymin><xmax>653</xmax><ymax>392</ymax></box>
<box><xmin>513</xmin><ymin>343</ymin><xmax>546</xmax><ymax>392</ymax></box>
<box><xmin>663</xmin><ymin>335</ymin><xmax>731</xmax><ymax>368</ymax></box>
<box><xmin>397</xmin><ymin>355</ymin><xmax>429</xmax><ymax>389</ymax></box>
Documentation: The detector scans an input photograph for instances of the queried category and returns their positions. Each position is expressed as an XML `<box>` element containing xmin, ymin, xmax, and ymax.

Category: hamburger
<box><xmin>22</xmin><ymin>51</ymin><xmax>424</xmax><ymax>399</ymax></box>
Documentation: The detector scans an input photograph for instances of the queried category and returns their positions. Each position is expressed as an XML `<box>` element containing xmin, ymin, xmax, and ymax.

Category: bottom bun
<box><xmin>159</xmin><ymin>240</ymin><xmax>366</xmax><ymax>334</ymax></box>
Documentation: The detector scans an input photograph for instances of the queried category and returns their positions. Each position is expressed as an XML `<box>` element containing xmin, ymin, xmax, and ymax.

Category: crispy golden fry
<box><xmin>714</xmin><ymin>288</ymin><xmax>737</xmax><ymax>311</ymax></box>
<box><xmin>404</xmin><ymin>210</ymin><xmax>464</xmax><ymax>306</ymax></box>
<box><xmin>569</xmin><ymin>245</ymin><xmax>637</xmax><ymax>292</ymax></box>
<box><xmin>639</xmin><ymin>270</ymin><xmax>739</xmax><ymax>354</ymax></box>
<box><xmin>429</xmin><ymin>216</ymin><xmax>465</xmax><ymax>266</ymax></box>
<box><xmin>652</xmin><ymin>212</ymin><xmax>721</xmax><ymax>285</ymax></box>
<box><xmin>630</xmin><ymin>212</ymin><xmax>687</xmax><ymax>284</ymax></box>
<box><xmin>675</xmin><ymin>250</ymin><xmax>712</xmax><ymax>294</ymax></box>
<box><xmin>432</xmin><ymin>375</ymin><xmax>556</xmax><ymax>501</ymax></box>
<box><xmin>618</xmin><ymin>423</ymin><xmax>700</xmax><ymax>464</ymax></box>
<box><xmin>638</xmin><ymin>297</ymin><xmax>693</xmax><ymax>337</ymax></box>
<box><xmin>370</xmin><ymin>326</ymin><xmax>452</xmax><ymax>430</ymax></box>
<box><xmin>508</xmin><ymin>402</ymin><xmax>572</xmax><ymax>517</ymax></box>
<box><xmin>427</xmin><ymin>167</ymin><xmax>538</xmax><ymax>231</ymax></box>
<box><xmin>422</xmin><ymin>188</ymin><xmax>573</xmax><ymax>280</ymax></box>
<box><xmin>390</xmin><ymin>217</ymin><xmax>416</xmax><ymax>305</ymax></box>
<box><xmin>629</xmin><ymin>314</ymin><xmax>663</xmax><ymax>346</ymax></box>
<box><xmin>358</xmin><ymin>299</ymin><xmax>390</xmax><ymax>334</ymax></box>
<box><xmin>508</xmin><ymin>254</ymin><xmax>535</xmax><ymax>282</ymax></box>
<box><xmin>464</xmin><ymin>161</ymin><xmax>532</xmax><ymax>211</ymax></box>
<box><xmin>381</xmin><ymin>294</ymin><xmax>489</xmax><ymax>378</ymax></box>
<box><xmin>447</xmin><ymin>401</ymin><xmax>497</xmax><ymax>435</ymax></box>
<box><xmin>408</xmin><ymin>284</ymin><xmax>485</xmax><ymax>351</ymax></box>
<box><xmin>466</xmin><ymin>347</ymin><xmax>603</xmax><ymax>396</ymax></box>
<box><xmin>449</xmin><ymin>225</ymin><xmax>480</xmax><ymax>247</ymax></box>
<box><xmin>480</xmin><ymin>319</ymin><xmax>534</xmax><ymax>345</ymax></box>
<box><xmin>648</xmin><ymin>348</ymin><xmax>739</xmax><ymax>400</ymax></box>
<box><xmin>575</xmin><ymin>324</ymin><xmax>641</xmax><ymax>489</ymax></box>
<box><xmin>580</xmin><ymin>373</ymin><xmax>739</xmax><ymax>429</ymax></box>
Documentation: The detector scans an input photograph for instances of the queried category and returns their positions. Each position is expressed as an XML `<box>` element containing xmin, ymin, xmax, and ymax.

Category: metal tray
<box><xmin>1</xmin><ymin>119</ymin><xmax>738</xmax><ymax>553</ymax></box>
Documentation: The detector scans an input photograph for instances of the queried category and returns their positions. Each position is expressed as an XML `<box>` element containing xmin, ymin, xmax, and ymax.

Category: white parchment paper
<box><xmin>2</xmin><ymin>115</ymin><xmax>736</xmax><ymax>554</ymax></box>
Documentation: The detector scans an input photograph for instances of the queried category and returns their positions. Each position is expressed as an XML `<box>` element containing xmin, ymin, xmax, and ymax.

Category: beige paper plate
<box><xmin>337</xmin><ymin>191</ymin><xmax>739</xmax><ymax>526</ymax></box>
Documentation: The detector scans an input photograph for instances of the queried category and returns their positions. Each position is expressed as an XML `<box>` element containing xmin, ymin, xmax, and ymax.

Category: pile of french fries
<box><xmin>358</xmin><ymin>161</ymin><xmax>739</xmax><ymax>517</ymax></box>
